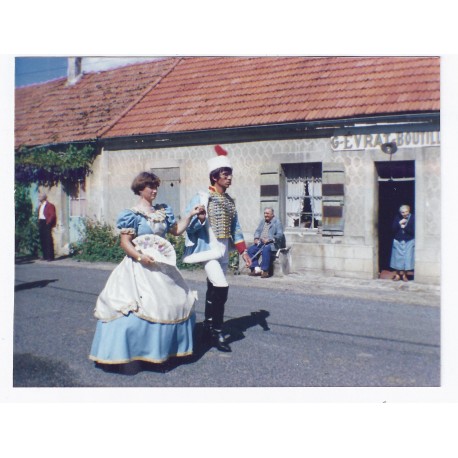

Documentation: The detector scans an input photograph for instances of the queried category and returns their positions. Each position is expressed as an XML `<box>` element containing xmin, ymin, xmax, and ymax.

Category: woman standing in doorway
<box><xmin>390</xmin><ymin>204</ymin><xmax>415</xmax><ymax>282</ymax></box>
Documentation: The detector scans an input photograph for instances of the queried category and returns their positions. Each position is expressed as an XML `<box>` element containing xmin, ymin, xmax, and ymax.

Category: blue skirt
<box><xmin>390</xmin><ymin>239</ymin><xmax>415</xmax><ymax>271</ymax></box>
<box><xmin>89</xmin><ymin>312</ymin><xmax>195</xmax><ymax>364</ymax></box>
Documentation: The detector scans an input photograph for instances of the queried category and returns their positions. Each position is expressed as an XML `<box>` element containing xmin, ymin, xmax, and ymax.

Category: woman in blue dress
<box><xmin>89</xmin><ymin>172</ymin><xmax>205</xmax><ymax>366</ymax></box>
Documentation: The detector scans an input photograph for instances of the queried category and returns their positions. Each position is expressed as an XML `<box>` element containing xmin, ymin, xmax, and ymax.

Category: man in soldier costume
<box><xmin>183</xmin><ymin>145</ymin><xmax>251</xmax><ymax>351</ymax></box>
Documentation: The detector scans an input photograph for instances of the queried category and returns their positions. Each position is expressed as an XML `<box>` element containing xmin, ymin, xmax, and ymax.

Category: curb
<box><xmin>26</xmin><ymin>257</ymin><xmax>441</xmax><ymax>307</ymax></box>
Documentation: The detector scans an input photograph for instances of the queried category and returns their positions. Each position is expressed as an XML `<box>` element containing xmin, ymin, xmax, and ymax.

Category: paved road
<box><xmin>13</xmin><ymin>259</ymin><xmax>440</xmax><ymax>388</ymax></box>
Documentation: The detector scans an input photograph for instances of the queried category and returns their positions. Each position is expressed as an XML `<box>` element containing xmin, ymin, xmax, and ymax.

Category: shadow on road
<box><xmin>14</xmin><ymin>255</ymin><xmax>37</xmax><ymax>265</ymax></box>
<box><xmin>15</xmin><ymin>254</ymin><xmax>74</xmax><ymax>265</ymax></box>
<box><xmin>15</xmin><ymin>279</ymin><xmax>58</xmax><ymax>292</ymax></box>
<box><xmin>224</xmin><ymin>309</ymin><xmax>271</xmax><ymax>344</ymax></box>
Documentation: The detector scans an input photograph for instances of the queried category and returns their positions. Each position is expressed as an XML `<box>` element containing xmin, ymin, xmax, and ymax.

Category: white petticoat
<box><xmin>94</xmin><ymin>256</ymin><xmax>196</xmax><ymax>323</ymax></box>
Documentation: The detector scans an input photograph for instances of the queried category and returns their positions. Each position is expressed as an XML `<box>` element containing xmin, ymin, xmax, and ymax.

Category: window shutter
<box><xmin>260</xmin><ymin>167</ymin><xmax>280</xmax><ymax>216</ymax></box>
<box><xmin>322</xmin><ymin>162</ymin><xmax>345</xmax><ymax>235</ymax></box>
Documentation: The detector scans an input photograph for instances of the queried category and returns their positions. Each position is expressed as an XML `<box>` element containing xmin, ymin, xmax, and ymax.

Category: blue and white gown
<box><xmin>89</xmin><ymin>205</ymin><xmax>196</xmax><ymax>365</ymax></box>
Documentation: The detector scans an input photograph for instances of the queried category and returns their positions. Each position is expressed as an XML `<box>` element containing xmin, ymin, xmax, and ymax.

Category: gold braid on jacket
<box><xmin>207</xmin><ymin>189</ymin><xmax>237</xmax><ymax>239</ymax></box>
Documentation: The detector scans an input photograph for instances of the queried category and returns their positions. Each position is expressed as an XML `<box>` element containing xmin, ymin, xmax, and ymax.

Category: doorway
<box><xmin>69</xmin><ymin>180</ymin><xmax>87</xmax><ymax>245</ymax></box>
<box><xmin>376</xmin><ymin>161</ymin><xmax>415</xmax><ymax>273</ymax></box>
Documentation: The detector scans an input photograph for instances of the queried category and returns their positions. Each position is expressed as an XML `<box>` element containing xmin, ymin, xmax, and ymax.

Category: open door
<box><xmin>376</xmin><ymin>161</ymin><xmax>415</xmax><ymax>273</ymax></box>
<box><xmin>69</xmin><ymin>180</ymin><xmax>87</xmax><ymax>245</ymax></box>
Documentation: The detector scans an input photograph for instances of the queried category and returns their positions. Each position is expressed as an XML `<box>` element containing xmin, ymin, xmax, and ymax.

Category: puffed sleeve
<box><xmin>116</xmin><ymin>209</ymin><xmax>138</xmax><ymax>236</ymax></box>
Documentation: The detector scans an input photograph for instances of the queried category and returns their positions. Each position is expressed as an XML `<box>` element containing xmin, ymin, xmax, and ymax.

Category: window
<box><xmin>282</xmin><ymin>163</ymin><xmax>322</xmax><ymax>230</ymax></box>
<box><xmin>260</xmin><ymin>161</ymin><xmax>344</xmax><ymax>235</ymax></box>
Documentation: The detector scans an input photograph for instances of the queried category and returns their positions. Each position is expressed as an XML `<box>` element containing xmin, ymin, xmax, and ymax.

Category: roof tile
<box><xmin>15</xmin><ymin>58</ymin><xmax>179</xmax><ymax>148</ymax></box>
<box><xmin>16</xmin><ymin>56</ymin><xmax>440</xmax><ymax>148</ymax></box>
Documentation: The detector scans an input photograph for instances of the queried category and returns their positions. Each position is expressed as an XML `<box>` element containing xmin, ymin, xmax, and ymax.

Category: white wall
<box><xmin>84</xmin><ymin>135</ymin><xmax>440</xmax><ymax>283</ymax></box>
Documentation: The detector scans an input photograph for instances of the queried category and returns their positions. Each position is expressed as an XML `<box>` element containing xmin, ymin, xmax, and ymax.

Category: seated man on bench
<box><xmin>248</xmin><ymin>207</ymin><xmax>285</xmax><ymax>278</ymax></box>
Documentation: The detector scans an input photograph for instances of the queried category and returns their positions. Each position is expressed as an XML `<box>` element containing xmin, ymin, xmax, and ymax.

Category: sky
<box><xmin>14</xmin><ymin>56</ymin><xmax>162</xmax><ymax>87</ymax></box>
<box><xmin>15</xmin><ymin>56</ymin><xmax>68</xmax><ymax>87</ymax></box>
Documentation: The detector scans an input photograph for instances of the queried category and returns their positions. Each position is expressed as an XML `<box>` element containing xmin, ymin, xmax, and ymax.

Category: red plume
<box><xmin>214</xmin><ymin>145</ymin><xmax>228</xmax><ymax>156</ymax></box>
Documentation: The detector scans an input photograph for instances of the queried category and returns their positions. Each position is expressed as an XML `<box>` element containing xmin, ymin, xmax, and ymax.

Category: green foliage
<box><xmin>71</xmin><ymin>219</ymin><xmax>202</xmax><ymax>269</ymax></box>
<box><xmin>70</xmin><ymin>219</ymin><xmax>125</xmax><ymax>263</ymax></box>
<box><xmin>229</xmin><ymin>250</ymin><xmax>240</xmax><ymax>272</ymax></box>
<box><xmin>15</xmin><ymin>183</ymin><xmax>40</xmax><ymax>256</ymax></box>
<box><xmin>15</xmin><ymin>144</ymin><xmax>97</xmax><ymax>194</ymax></box>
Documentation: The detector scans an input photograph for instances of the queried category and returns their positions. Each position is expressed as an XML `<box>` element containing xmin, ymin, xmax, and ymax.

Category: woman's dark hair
<box><xmin>131</xmin><ymin>172</ymin><xmax>161</xmax><ymax>195</ymax></box>
<box><xmin>209</xmin><ymin>167</ymin><xmax>232</xmax><ymax>185</ymax></box>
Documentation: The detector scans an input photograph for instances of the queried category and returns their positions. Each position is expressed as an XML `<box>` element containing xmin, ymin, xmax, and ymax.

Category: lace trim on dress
<box><xmin>131</xmin><ymin>206</ymin><xmax>167</xmax><ymax>223</ymax></box>
<box><xmin>120</xmin><ymin>228</ymin><xmax>136</xmax><ymax>235</ymax></box>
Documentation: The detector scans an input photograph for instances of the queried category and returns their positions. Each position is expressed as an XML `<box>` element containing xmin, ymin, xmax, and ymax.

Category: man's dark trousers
<box><xmin>39</xmin><ymin>220</ymin><xmax>54</xmax><ymax>261</ymax></box>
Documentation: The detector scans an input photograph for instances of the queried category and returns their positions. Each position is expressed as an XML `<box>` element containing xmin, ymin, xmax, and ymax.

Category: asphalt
<box><xmin>35</xmin><ymin>257</ymin><xmax>441</xmax><ymax>308</ymax></box>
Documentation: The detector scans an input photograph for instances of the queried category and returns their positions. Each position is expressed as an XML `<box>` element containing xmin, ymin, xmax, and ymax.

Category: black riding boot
<box><xmin>211</xmin><ymin>286</ymin><xmax>231</xmax><ymax>352</ymax></box>
<box><xmin>202</xmin><ymin>279</ymin><xmax>214</xmax><ymax>342</ymax></box>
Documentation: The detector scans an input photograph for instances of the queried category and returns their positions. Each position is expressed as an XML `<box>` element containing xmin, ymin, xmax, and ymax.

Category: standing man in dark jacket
<box><xmin>247</xmin><ymin>207</ymin><xmax>284</xmax><ymax>278</ymax></box>
<box><xmin>38</xmin><ymin>191</ymin><xmax>57</xmax><ymax>261</ymax></box>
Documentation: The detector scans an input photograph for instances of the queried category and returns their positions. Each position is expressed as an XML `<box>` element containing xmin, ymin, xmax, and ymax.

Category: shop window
<box><xmin>282</xmin><ymin>163</ymin><xmax>322</xmax><ymax>230</ymax></box>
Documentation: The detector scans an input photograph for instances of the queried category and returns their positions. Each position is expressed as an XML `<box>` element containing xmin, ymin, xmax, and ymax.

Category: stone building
<box><xmin>15</xmin><ymin>56</ymin><xmax>440</xmax><ymax>284</ymax></box>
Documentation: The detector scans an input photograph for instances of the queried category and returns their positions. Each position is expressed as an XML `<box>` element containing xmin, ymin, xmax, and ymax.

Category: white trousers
<box><xmin>204</xmin><ymin>239</ymin><xmax>230</xmax><ymax>287</ymax></box>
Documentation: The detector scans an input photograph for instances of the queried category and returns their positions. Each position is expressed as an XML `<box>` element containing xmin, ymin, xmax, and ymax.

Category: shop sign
<box><xmin>330</xmin><ymin>131</ymin><xmax>440</xmax><ymax>151</ymax></box>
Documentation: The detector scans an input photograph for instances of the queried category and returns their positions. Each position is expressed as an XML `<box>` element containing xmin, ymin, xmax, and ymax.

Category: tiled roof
<box><xmin>103</xmin><ymin>56</ymin><xmax>440</xmax><ymax>138</ymax></box>
<box><xmin>15</xmin><ymin>56</ymin><xmax>440</xmax><ymax>148</ymax></box>
<box><xmin>14</xmin><ymin>58</ymin><xmax>179</xmax><ymax>148</ymax></box>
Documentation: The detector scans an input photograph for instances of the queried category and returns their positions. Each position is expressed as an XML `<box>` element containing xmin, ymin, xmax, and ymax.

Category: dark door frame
<box><xmin>376</xmin><ymin>161</ymin><xmax>415</xmax><ymax>273</ymax></box>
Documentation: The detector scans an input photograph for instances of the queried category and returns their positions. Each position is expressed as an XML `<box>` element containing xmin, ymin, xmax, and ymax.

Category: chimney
<box><xmin>67</xmin><ymin>57</ymin><xmax>83</xmax><ymax>85</ymax></box>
